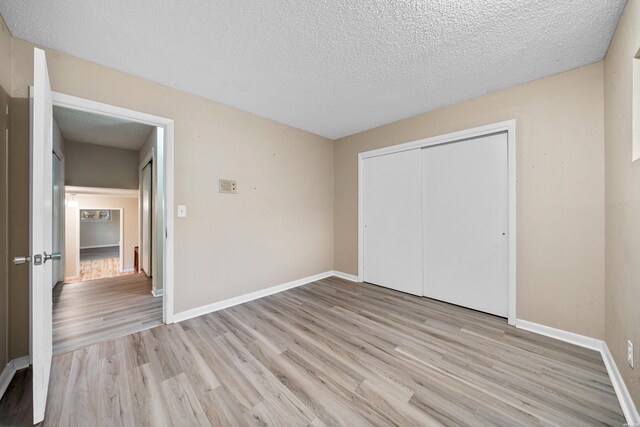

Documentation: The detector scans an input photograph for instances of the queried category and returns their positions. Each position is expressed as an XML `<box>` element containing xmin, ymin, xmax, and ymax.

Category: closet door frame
<box><xmin>357</xmin><ymin>120</ymin><xmax>517</xmax><ymax>325</ymax></box>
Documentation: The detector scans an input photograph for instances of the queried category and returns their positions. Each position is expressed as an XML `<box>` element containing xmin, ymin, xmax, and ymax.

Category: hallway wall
<box><xmin>79</xmin><ymin>210</ymin><xmax>120</xmax><ymax>249</ymax></box>
<box><xmin>65</xmin><ymin>140</ymin><xmax>139</xmax><ymax>189</ymax></box>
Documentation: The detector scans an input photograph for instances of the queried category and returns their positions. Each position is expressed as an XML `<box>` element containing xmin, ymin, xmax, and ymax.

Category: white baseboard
<box><xmin>80</xmin><ymin>244</ymin><xmax>119</xmax><ymax>250</ymax></box>
<box><xmin>151</xmin><ymin>288</ymin><xmax>163</xmax><ymax>297</ymax></box>
<box><xmin>602</xmin><ymin>342</ymin><xmax>640</xmax><ymax>425</ymax></box>
<box><xmin>119</xmin><ymin>268</ymin><xmax>134</xmax><ymax>273</ymax></box>
<box><xmin>515</xmin><ymin>319</ymin><xmax>603</xmax><ymax>352</ymax></box>
<box><xmin>173</xmin><ymin>271</ymin><xmax>335</xmax><ymax>323</ymax></box>
<box><xmin>516</xmin><ymin>319</ymin><xmax>638</xmax><ymax>425</ymax></box>
<box><xmin>0</xmin><ymin>356</ymin><xmax>30</xmax><ymax>401</ymax></box>
<box><xmin>331</xmin><ymin>270</ymin><xmax>360</xmax><ymax>282</ymax></box>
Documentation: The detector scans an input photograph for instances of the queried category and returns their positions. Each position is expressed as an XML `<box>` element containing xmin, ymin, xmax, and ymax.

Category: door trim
<box><xmin>357</xmin><ymin>120</ymin><xmax>517</xmax><ymax>325</ymax></box>
<box><xmin>52</xmin><ymin>91</ymin><xmax>176</xmax><ymax>324</ymax></box>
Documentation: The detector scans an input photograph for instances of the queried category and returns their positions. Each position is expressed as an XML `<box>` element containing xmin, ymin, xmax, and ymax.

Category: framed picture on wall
<box><xmin>80</xmin><ymin>209</ymin><xmax>112</xmax><ymax>222</ymax></box>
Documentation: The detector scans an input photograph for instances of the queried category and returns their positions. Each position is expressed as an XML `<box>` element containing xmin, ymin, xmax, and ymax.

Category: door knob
<box><xmin>12</xmin><ymin>255</ymin><xmax>31</xmax><ymax>265</ymax></box>
<box><xmin>43</xmin><ymin>252</ymin><xmax>61</xmax><ymax>263</ymax></box>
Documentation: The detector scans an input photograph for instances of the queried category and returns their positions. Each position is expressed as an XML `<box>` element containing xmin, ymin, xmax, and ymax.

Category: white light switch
<box><xmin>177</xmin><ymin>205</ymin><xmax>187</xmax><ymax>218</ymax></box>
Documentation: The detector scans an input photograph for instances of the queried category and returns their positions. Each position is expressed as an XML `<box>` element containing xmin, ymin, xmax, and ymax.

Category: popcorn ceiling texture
<box><xmin>0</xmin><ymin>0</ymin><xmax>626</xmax><ymax>139</ymax></box>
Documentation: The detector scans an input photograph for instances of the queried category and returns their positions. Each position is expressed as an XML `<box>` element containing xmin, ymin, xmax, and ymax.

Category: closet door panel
<box><xmin>363</xmin><ymin>149</ymin><xmax>422</xmax><ymax>295</ymax></box>
<box><xmin>422</xmin><ymin>133</ymin><xmax>508</xmax><ymax>316</ymax></box>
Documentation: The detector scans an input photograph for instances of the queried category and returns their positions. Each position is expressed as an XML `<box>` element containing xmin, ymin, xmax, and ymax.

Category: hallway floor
<box><xmin>67</xmin><ymin>256</ymin><xmax>135</xmax><ymax>283</ymax></box>
<box><xmin>53</xmin><ymin>273</ymin><xmax>162</xmax><ymax>355</ymax></box>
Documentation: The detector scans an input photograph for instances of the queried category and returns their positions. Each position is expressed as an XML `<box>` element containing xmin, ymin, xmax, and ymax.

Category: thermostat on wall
<box><xmin>219</xmin><ymin>179</ymin><xmax>238</xmax><ymax>194</ymax></box>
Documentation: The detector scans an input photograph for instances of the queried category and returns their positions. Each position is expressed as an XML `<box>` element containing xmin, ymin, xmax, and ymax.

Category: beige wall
<box><xmin>65</xmin><ymin>196</ymin><xmax>138</xmax><ymax>279</ymax></box>
<box><xmin>79</xmin><ymin>210</ymin><xmax>120</xmax><ymax>248</ymax></box>
<box><xmin>604</xmin><ymin>0</ymin><xmax>640</xmax><ymax>407</ymax></box>
<box><xmin>65</xmin><ymin>140</ymin><xmax>139</xmax><ymax>189</ymax></box>
<box><xmin>334</xmin><ymin>63</ymin><xmax>606</xmax><ymax>339</ymax></box>
<box><xmin>0</xmin><ymin>15</ymin><xmax>10</xmax><ymax>370</ymax></box>
<box><xmin>7</xmin><ymin>36</ymin><xmax>333</xmax><ymax>357</ymax></box>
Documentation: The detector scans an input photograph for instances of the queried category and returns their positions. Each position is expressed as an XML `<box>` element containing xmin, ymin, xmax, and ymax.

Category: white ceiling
<box><xmin>1</xmin><ymin>1</ymin><xmax>626</xmax><ymax>139</ymax></box>
<box><xmin>53</xmin><ymin>106</ymin><xmax>154</xmax><ymax>150</ymax></box>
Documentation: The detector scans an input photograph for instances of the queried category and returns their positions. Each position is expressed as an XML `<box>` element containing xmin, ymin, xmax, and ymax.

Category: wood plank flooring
<box><xmin>67</xmin><ymin>256</ymin><xmax>134</xmax><ymax>283</ymax></box>
<box><xmin>0</xmin><ymin>277</ymin><xmax>624</xmax><ymax>426</ymax></box>
<box><xmin>53</xmin><ymin>273</ymin><xmax>163</xmax><ymax>355</ymax></box>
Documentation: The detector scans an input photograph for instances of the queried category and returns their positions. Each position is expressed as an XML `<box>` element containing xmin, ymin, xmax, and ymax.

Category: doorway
<box><xmin>51</xmin><ymin>102</ymin><xmax>165</xmax><ymax>354</ymax></box>
<box><xmin>49</xmin><ymin>93</ymin><xmax>175</xmax><ymax>325</ymax></box>
<box><xmin>50</xmin><ymin>100</ymin><xmax>170</xmax><ymax>354</ymax></box>
<box><xmin>49</xmin><ymin>102</ymin><xmax>170</xmax><ymax>355</ymax></box>
<box><xmin>77</xmin><ymin>208</ymin><xmax>124</xmax><ymax>282</ymax></box>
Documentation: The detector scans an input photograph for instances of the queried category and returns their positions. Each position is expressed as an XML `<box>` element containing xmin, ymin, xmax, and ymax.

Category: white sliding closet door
<box><xmin>422</xmin><ymin>132</ymin><xmax>508</xmax><ymax>317</ymax></box>
<box><xmin>363</xmin><ymin>149</ymin><xmax>422</xmax><ymax>295</ymax></box>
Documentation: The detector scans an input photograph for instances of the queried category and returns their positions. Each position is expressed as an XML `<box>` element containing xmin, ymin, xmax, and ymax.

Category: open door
<box><xmin>13</xmin><ymin>47</ymin><xmax>57</xmax><ymax>424</ymax></box>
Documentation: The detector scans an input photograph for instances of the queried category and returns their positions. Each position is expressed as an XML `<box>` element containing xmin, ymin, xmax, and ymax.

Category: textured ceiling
<box><xmin>53</xmin><ymin>106</ymin><xmax>154</xmax><ymax>150</ymax></box>
<box><xmin>1</xmin><ymin>1</ymin><xmax>626</xmax><ymax>139</ymax></box>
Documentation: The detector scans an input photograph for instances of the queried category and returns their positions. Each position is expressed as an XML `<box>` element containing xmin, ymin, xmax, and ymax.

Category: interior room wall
<box><xmin>79</xmin><ymin>210</ymin><xmax>120</xmax><ymax>248</ymax></box>
<box><xmin>138</xmin><ymin>128</ymin><xmax>164</xmax><ymax>295</ymax></box>
<box><xmin>334</xmin><ymin>63</ymin><xmax>606</xmax><ymax>340</ymax></box>
<box><xmin>65</xmin><ymin>195</ymin><xmax>138</xmax><ymax>279</ymax></box>
<box><xmin>0</xmin><ymin>14</ymin><xmax>11</xmax><ymax>371</ymax></box>
<box><xmin>5</xmin><ymin>35</ymin><xmax>334</xmax><ymax>355</ymax></box>
<box><xmin>64</xmin><ymin>140</ymin><xmax>139</xmax><ymax>189</ymax></box>
<box><xmin>603</xmin><ymin>0</ymin><xmax>640</xmax><ymax>407</ymax></box>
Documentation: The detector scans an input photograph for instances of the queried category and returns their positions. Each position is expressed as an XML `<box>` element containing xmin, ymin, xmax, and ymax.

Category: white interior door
<box><xmin>363</xmin><ymin>149</ymin><xmax>422</xmax><ymax>295</ymax></box>
<box><xmin>141</xmin><ymin>163</ymin><xmax>152</xmax><ymax>276</ymax></box>
<box><xmin>30</xmin><ymin>47</ymin><xmax>54</xmax><ymax>425</ymax></box>
<box><xmin>422</xmin><ymin>132</ymin><xmax>508</xmax><ymax>317</ymax></box>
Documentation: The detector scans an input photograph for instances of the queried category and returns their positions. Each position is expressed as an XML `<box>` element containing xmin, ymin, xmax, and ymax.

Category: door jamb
<box><xmin>357</xmin><ymin>120</ymin><xmax>517</xmax><ymax>325</ymax></box>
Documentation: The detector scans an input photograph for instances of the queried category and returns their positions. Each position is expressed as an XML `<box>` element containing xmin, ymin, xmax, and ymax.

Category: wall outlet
<box><xmin>177</xmin><ymin>205</ymin><xmax>187</xmax><ymax>218</ymax></box>
<box><xmin>628</xmin><ymin>340</ymin><xmax>634</xmax><ymax>368</ymax></box>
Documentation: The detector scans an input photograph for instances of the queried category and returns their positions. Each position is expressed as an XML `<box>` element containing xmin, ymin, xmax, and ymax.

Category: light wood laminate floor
<box><xmin>0</xmin><ymin>277</ymin><xmax>624</xmax><ymax>426</ymax></box>
<box><xmin>67</xmin><ymin>254</ymin><xmax>134</xmax><ymax>284</ymax></box>
<box><xmin>53</xmin><ymin>273</ymin><xmax>163</xmax><ymax>355</ymax></box>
